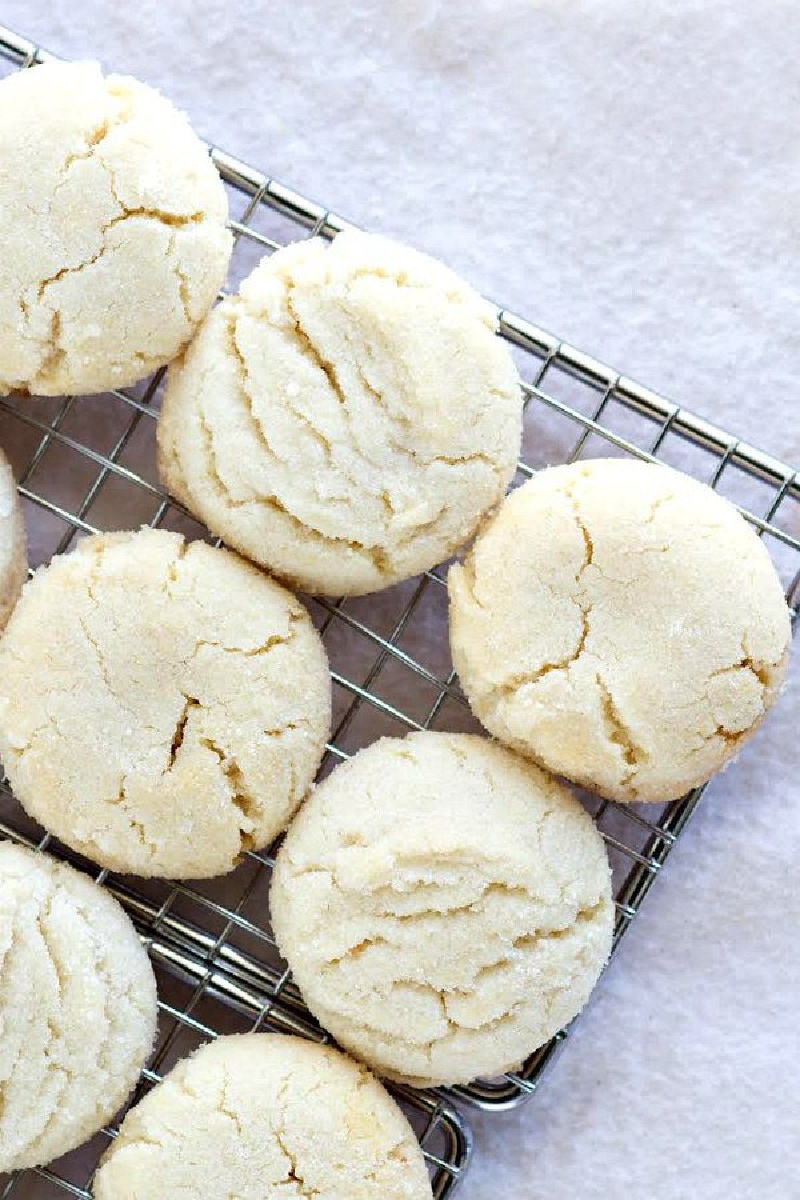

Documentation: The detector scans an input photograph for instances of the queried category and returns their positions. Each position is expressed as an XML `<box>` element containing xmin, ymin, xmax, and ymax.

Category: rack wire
<box><xmin>0</xmin><ymin>21</ymin><xmax>799</xmax><ymax>1198</ymax></box>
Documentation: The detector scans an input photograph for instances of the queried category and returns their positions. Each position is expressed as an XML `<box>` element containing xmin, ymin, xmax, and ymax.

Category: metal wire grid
<box><xmin>0</xmin><ymin>20</ymin><xmax>799</xmax><ymax>1197</ymax></box>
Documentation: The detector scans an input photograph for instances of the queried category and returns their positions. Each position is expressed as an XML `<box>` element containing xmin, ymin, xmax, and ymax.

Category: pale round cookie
<box><xmin>0</xmin><ymin>529</ymin><xmax>331</xmax><ymax>878</ymax></box>
<box><xmin>0</xmin><ymin>445</ymin><xmax>26</xmax><ymax>630</ymax></box>
<box><xmin>271</xmin><ymin>732</ymin><xmax>613</xmax><ymax>1088</ymax></box>
<box><xmin>0</xmin><ymin>842</ymin><xmax>157</xmax><ymax>1172</ymax></box>
<box><xmin>158</xmin><ymin>230</ymin><xmax>523</xmax><ymax>595</ymax></box>
<box><xmin>93</xmin><ymin>1033</ymin><xmax>432</xmax><ymax>1200</ymax></box>
<box><xmin>0</xmin><ymin>60</ymin><xmax>232</xmax><ymax>396</ymax></box>
<box><xmin>449</xmin><ymin>459</ymin><xmax>792</xmax><ymax>803</ymax></box>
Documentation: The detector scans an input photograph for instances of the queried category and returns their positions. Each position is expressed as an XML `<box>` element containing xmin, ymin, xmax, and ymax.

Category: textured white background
<box><xmin>4</xmin><ymin>3</ymin><xmax>799</xmax><ymax>1197</ymax></box>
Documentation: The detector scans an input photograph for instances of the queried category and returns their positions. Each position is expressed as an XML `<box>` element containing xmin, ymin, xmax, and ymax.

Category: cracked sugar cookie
<box><xmin>449</xmin><ymin>459</ymin><xmax>792</xmax><ymax>803</ymax></box>
<box><xmin>0</xmin><ymin>60</ymin><xmax>232</xmax><ymax>396</ymax></box>
<box><xmin>93</xmin><ymin>1033</ymin><xmax>433</xmax><ymax>1200</ymax></box>
<box><xmin>0</xmin><ymin>445</ymin><xmax>26</xmax><ymax>631</ymax></box>
<box><xmin>0</xmin><ymin>529</ymin><xmax>331</xmax><ymax>877</ymax></box>
<box><xmin>157</xmin><ymin>230</ymin><xmax>523</xmax><ymax>595</ymax></box>
<box><xmin>271</xmin><ymin>733</ymin><xmax>613</xmax><ymax>1088</ymax></box>
<box><xmin>0</xmin><ymin>843</ymin><xmax>157</xmax><ymax>1172</ymax></box>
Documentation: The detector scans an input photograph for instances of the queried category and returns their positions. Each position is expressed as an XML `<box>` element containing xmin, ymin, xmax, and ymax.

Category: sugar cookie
<box><xmin>271</xmin><ymin>732</ymin><xmax>613</xmax><ymax>1087</ymax></box>
<box><xmin>0</xmin><ymin>843</ymin><xmax>157</xmax><ymax>1172</ymax></box>
<box><xmin>0</xmin><ymin>529</ymin><xmax>330</xmax><ymax>877</ymax></box>
<box><xmin>158</xmin><ymin>230</ymin><xmax>522</xmax><ymax>595</ymax></box>
<box><xmin>93</xmin><ymin>1033</ymin><xmax>432</xmax><ymax>1200</ymax></box>
<box><xmin>0</xmin><ymin>60</ymin><xmax>232</xmax><ymax>396</ymax></box>
<box><xmin>449</xmin><ymin>459</ymin><xmax>791</xmax><ymax>802</ymax></box>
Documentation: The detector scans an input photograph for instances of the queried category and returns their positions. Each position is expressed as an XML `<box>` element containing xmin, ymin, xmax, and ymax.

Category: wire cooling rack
<box><xmin>1</xmin><ymin>22</ymin><xmax>799</xmax><ymax>1200</ymax></box>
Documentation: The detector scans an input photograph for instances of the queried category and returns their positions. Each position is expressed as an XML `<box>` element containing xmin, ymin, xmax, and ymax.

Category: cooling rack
<box><xmin>0</xmin><ymin>21</ymin><xmax>799</xmax><ymax>1200</ymax></box>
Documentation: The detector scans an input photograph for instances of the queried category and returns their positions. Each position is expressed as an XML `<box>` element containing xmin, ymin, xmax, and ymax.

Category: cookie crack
<box><xmin>58</xmin><ymin>117</ymin><xmax>112</xmax><ymax>177</ymax></box>
<box><xmin>186</xmin><ymin>597</ymin><xmax>304</xmax><ymax>661</ymax></box>
<box><xmin>30</xmin><ymin>310</ymin><xmax>66</xmax><ymax>388</ymax></box>
<box><xmin>167</xmin><ymin>232</ymin><xmax>193</xmax><ymax>327</ymax></box>
<box><xmin>279</xmin><ymin>384</ymin><xmax>337</xmax><ymax>465</ymax></box>
<box><xmin>164</xmin><ymin>535</ymin><xmax>190</xmax><ymax>594</ymax></box>
<box><xmin>709</xmin><ymin>724</ymin><xmax>745</xmax><ymax>747</ymax></box>
<box><xmin>455</xmin><ymin>551</ymin><xmax>488</xmax><ymax>613</ymax></box>
<box><xmin>16</xmin><ymin>894</ymin><xmax>72</xmax><ymax>1157</ymax></box>
<box><xmin>198</xmin><ymin>735</ymin><xmax>262</xmax><ymax>853</ymax></box>
<box><xmin>692</xmin><ymin>634</ymin><xmax>783</xmax><ymax>749</ymax></box>
<box><xmin>315</xmin><ymin>877</ymin><xmax>532</xmax><ymax>929</ymax></box>
<box><xmin>382</xmin><ymin>878</ymin><xmax>531</xmax><ymax>916</ymax></box>
<box><xmin>168</xmin><ymin>694</ymin><xmax>199</xmax><ymax>769</ymax></box>
<box><xmin>283</xmin><ymin>292</ymin><xmax>348</xmax><ymax>410</ymax></box>
<box><xmin>273</xmin><ymin>1073</ymin><xmax>320</xmax><ymax>1199</ymax></box>
<box><xmin>76</xmin><ymin>611</ymin><xmax>142</xmax><ymax>730</ymax></box>
<box><xmin>345</xmin><ymin>262</ymin><xmax>475</xmax><ymax>305</ymax></box>
<box><xmin>192</xmin><ymin>619</ymin><xmax>301</xmax><ymax>659</ymax></box>
<box><xmin>216</xmin><ymin>1070</ymin><xmax>246</xmax><ymax>1140</ymax></box>
<box><xmin>480</xmin><ymin>485</ymin><xmax>595</xmax><ymax>703</ymax></box>
<box><xmin>79</xmin><ymin>546</ymin><xmax>154</xmax><ymax>733</ymax></box>
<box><xmin>642</xmin><ymin>490</ymin><xmax>677</xmax><ymax>526</ymax></box>
<box><xmin>45</xmin><ymin>107</ymin><xmax>125</xmax><ymax>211</ymax></box>
<box><xmin>708</xmin><ymin>635</ymin><xmax>776</xmax><ymax>691</ymax></box>
<box><xmin>595</xmin><ymin>674</ymin><xmax>647</xmax><ymax>792</ymax></box>
<box><xmin>227</xmin><ymin>308</ymin><xmax>306</xmax><ymax>469</ymax></box>
<box><xmin>432</xmin><ymin>451</ymin><xmax>500</xmax><ymax>469</ymax></box>
<box><xmin>327</xmin><ymin>954</ymin><xmax>566</xmax><ymax>1055</ymax></box>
